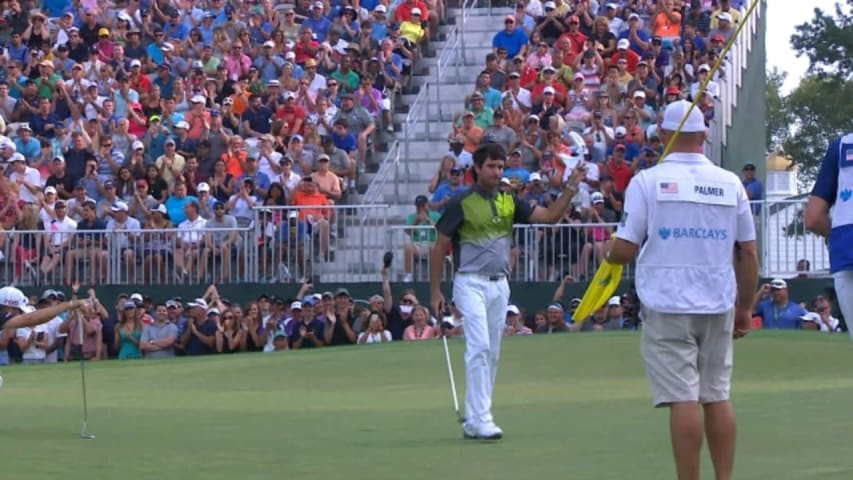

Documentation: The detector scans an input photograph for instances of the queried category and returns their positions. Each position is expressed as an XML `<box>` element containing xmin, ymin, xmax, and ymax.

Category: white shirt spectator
<box><xmin>106</xmin><ymin>215</ymin><xmax>142</xmax><ymax>249</ymax></box>
<box><xmin>278</xmin><ymin>171</ymin><xmax>302</xmax><ymax>194</ymax></box>
<box><xmin>16</xmin><ymin>324</ymin><xmax>48</xmax><ymax>362</ymax></box>
<box><xmin>10</xmin><ymin>166</ymin><xmax>43</xmax><ymax>203</ymax></box>
<box><xmin>503</xmin><ymin>89</ymin><xmax>532</xmax><ymax>110</ymax></box>
<box><xmin>178</xmin><ymin>216</ymin><xmax>207</xmax><ymax>245</ymax></box>
<box><xmin>308</xmin><ymin>106</ymin><xmax>338</xmax><ymax>136</ymax></box>
<box><xmin>46</xmin><ymin>215</ymin><xmax>78</xmax><ymax>246</ymax></box>
<box><xmin>256</xmin><ymin>151</ymin><xmax>282</xmax><ymax>180</ymax></box>
<box><xmin>358</xmin><ymin>330</ymin><xmax>392</xmax><ymax>344</ymax></box>
<box><xmin>44</xmin><ymin>316</ymin><xmax>65</xmax><ymax>363</ymax></box>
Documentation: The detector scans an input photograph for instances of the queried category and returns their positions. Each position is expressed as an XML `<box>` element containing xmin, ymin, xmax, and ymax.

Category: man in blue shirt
<box><xmin>492</xmin><ymin>15</ymin><xmax>528</xmax><ymax>58</ymax></box>
<box><xmin>330</xmin><ymin>119</ymin><xmax>357</xmax><ymax>155</ymax></box>
<box><xmin>752</xmin><ymin>278</ymin><xmax>807</xmax><ymax>329</ymax></box>
<box><xmin>742</xmin><ymin>163</ymin><xmax>762</xmax><ymax>215</ymax></box>
<box><xmin>429</xmin><ymin>167</ymin><xmax>465</xmax><ymax>214</ymax></box>
<box><xmin>302</xmin><ymin>2</ymin><xmax>332</xmax><ymax>42</ymax></box>
<box><xmin>805</xmin><ymin>134</ymin><xmax>853</xmax><ymax>338</ymax></box>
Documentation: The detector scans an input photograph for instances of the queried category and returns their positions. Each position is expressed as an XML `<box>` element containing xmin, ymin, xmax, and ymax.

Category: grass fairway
<box><xmin>2</xmin><ymin>331</ymin><xmax>853</xmax><ymax>480</ymax></box>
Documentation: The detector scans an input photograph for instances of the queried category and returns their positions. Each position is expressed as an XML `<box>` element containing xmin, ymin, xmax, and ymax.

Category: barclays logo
<box><xmin>657</xmin><ymin>226</ymin><xmax>728</xmax><ymax>241</ymax></box>
<box><xmin>841</xmin><ymin>189</ymin><xmax>852</xmax><ymax>202</ymax></box>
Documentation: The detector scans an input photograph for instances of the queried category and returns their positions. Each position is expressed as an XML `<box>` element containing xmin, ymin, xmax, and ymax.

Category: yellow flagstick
<box><xmin>571</xmin><ymin>0</ymin><xmax>762</xmax><ymax>324</ymax></box>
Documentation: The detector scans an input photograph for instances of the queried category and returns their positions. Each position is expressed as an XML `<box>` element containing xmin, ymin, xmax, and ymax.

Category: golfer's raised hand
<box><xmin>566</xmin><ymin>162</ymin><xmax>586</xmax><ymax>188</ymax></box>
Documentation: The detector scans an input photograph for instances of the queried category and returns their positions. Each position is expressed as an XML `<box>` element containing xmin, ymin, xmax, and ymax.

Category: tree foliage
<box><xmin>774</xmin><ymin>1</ymin><xmax>853</xmax><ymax>182</ymax></box>
<box><xmin>790</xmin><ymin>0</ymin><xmax>853</xmax><ymax>81</ymax></box>
<box><xmin>764</xmin><ymin>67</ymin><xmax>790</xmax><ymax>151</ymax></box>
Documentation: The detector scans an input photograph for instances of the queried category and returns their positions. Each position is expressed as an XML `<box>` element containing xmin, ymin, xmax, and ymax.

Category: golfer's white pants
<box><xmin>453</xmin><ymin>272</ymin><xmax>510</xmax><ymax>425</ymax></box>
<box><xmin>834</xmin><ymin>271</ymin><xmax>853</xmax><ymax>342</ymax></box>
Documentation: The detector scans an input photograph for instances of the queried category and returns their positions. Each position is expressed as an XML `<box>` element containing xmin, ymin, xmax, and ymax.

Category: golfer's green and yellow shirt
<box><xmin>435</xmin><ymin>186</ymin><xmax>534</xmax><ymax>276</ymax></box>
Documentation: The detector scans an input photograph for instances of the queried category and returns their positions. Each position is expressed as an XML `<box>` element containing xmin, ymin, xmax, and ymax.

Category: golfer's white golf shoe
<box><xmin>462</xmin><ymin>420</ymin><xmax>503</xmax><ymax>440</ymax></box>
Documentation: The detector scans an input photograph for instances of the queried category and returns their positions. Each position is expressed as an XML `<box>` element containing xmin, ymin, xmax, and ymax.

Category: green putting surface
<box><xmin>1</xmin><ymin>332</ymin><xmax>852</xmax><ymax>480</ymax></box>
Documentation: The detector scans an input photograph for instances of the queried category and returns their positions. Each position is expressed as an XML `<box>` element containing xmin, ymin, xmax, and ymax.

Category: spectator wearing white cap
<box><xmin>616</xmin><ymin>13</ymin><xmax>651</xmax><ymax>57</ymax></box>
<box><xmin>710</xmin><ymin>0</ymin><xmax>741</xmax><ymax>30</ymax></box>
<box><xmin>575</xmin><ymin>296</ymin><xmax>626</xmax><ymax>331</ymax></box>
<box><xmin>172</xmin><ymin>119</ymin><xmax>197</xmax><ymax>158</ymax></box>
<box><xmin>751</xmin><ymin>278</ymin><xmax>807</xmax><ymax>330</ymax></box>
<box><xmin>14</xmin><ymin>124</ymin><xmax>40</xmax><ymax>163</ymax></box>
<box><xmin>503</xmin><ymin>305</ymin><xmax>533</xmax><ymax>336</ymax></box>
<box><xmin>610</xmin><ymin>37</ymin><xmax>641</xmax><ymax>74</ymax></box>
<box><xmin>8</xmin><ymin>152</ymin><xmax>42</xmax><ymax>204</ymax></box>
<box><xmin>690</xmin><ymin>64</ymin><xmax>720</xmax><ymax>100</ymax></box>
<box><xmin>106</xmin><ymin>200</ymin><xmax>142</xmax><ymax>282</ymax></box>
<box><xmin>254</xmin><ymin>40</ymin><xmax>286</xmax><ymax>84</ymax></box>
<box><xmin>155</xmin><ymin>137</ymin><xmax>186</xmax><ymax>189</ymax></box>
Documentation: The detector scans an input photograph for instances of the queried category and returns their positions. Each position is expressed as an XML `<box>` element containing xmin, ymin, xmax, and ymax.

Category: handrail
<box><xmin>403</xmin><ymin>82</ymin><xmax>430</xmax><ymax>182</ymax></box>
<box><xmin>360</xmin><ymin>140</ymin><xmax>401</xmax><ymax>207</ymax></box>
<box><xmin>435</xmin><ymin>28</ymin><xmax>461</xmax><ymax>121</ymax></box>
<box><xmin>706</xmin><ymin>2</ymin><xmax>762</xmax><ymax>165</ymax></box>
<box><xmin>458</xmin><ymin>0</ymin><xmax>478</xmax><ymax>66</ymax></box>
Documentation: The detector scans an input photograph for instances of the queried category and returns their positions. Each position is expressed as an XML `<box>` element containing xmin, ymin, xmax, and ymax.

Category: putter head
<box><xmin>80</xmin><ymin>432</ymin><xmax>95</xmax><ymax>440</ymax></box>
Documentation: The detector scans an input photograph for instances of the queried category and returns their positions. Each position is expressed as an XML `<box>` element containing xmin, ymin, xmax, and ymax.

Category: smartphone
<box><xmin>383</xmin><ymin>251</ymin><xmax>393</xmax><ymax>269</ymax></box>
<box><xmin>36</xmin><ymin>332</ymin><xmax>45</xmax><ymax>341</ymax></box>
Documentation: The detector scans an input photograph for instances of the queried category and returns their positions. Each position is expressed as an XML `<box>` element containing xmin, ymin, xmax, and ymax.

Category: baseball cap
<box><xmin>110</xmin><ymin>201</ymin><xmax>129</xmax><ymax>212</ymax></box>
<box><xmin>633</xmin><ymin>90</ymin><xmax>646</xmax><ymax>99</ymax></box>
<box><xmin>187</xmin><ymin>298</ymin><xmax>209</xmax><ymax>309</ymax></box>
<box><xmin>614</xmin><ymin>126</ymin><xmax>627</xmax><ymax>138</ymax></box>
<box><xmin>175</xmin><ymin>120</ymin><xmax>190</xmax><ymax>130</ymax></box>
<box><xmin>0</xmin><ymin>286</ymin><xmax>28</xmax><ymax>310</ymax></box>
<box><xmin>334</xmin><ymin>288</ymin><xmax>351</xmax><ymax>298</ymax></box>
<box><xmin>661</xmin><ymin>100</ymin><xmax>707</xmax><ymax>133</ymax></box>
<box><xmin>591</xmin><ymin>192</ymin><xmax>605</xmax><ymax>204</ymax></box>
<box><xmin>290</xmin><ymin>301</ymin><xmax>303</xmax><ymax>311</ymax></box>
<box><xmin>507</xmin><ymin>305</ymin><xmax>520</xmax><ymax>315</ymax></box>
<box><xmin>800</xmin><ymin>312</ymin><xmax>820</xmax><ymax>323</ymax></box>
<box><xmin>415</xmin><ymin>195</ymin><xmax>428</xmax><ymax>206</ymax></box>
<box><xmin>197</xmin><ymin>182</ymin><xmax>211</xmax><ymax>193</ymax></box>
<box><xmin>770</xmin><ymin>278</ymin><xmax>787</xmax><ymax>290</ymax></box>
<box><xmin>607</xmin><ymin>296</ymin><xmax>621</xmax><ymax>307</ymax></box>
<box><xmin>617</xmin><ymin>38</ymin><xmax>630</xmax><ymax>50</ymax></box>
<box><xmin>207</xmin><ymin>307</ymin><xmax>220</xmax><ymax>316</ymax></box>
<box><xmin>132</xmin><ymin>140</ymin><xmax>145</xmax><ymax>150</ymax></box>
<box><xmin>44</xmin><ymin>186</ymin><xmax>57</xmax><ymax>195</ymax></box>
<box><xmin>547</xmin><ymin>302</ymin><xmax>564</xmax><ymax>312</ymax></box>
<box><xmin>529</xmin><ymin>172</ymin><xmax>542</xmax><ymax>182</ymax></box>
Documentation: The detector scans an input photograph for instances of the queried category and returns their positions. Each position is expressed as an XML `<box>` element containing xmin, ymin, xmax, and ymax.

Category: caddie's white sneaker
<box><xmin>462</xmin><ymin>420</ymin><xmax>503</xmax><ymax>440</ymax></box>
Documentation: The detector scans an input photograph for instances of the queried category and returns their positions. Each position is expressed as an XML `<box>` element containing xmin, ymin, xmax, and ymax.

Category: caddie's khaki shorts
<box><xmin>640</xmin><ymin>307</ymin><xmax>734</xmax><ymax>407</ymax></box>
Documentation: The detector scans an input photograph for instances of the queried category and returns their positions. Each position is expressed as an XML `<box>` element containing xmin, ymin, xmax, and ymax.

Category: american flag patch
<box><xmin>659</xmin><ymin>182</ymin><xmax>679</xmax><ymax>193</ymax></box>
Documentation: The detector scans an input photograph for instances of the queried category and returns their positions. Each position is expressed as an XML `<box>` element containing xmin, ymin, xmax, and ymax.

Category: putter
<box><xmin>76</xmin><ymin>309</ymin><xmax>95</xmax><ymax>440</ymax></box>
<box><xmin>441</xmin><ymin>331</ymin><xmax>464</xmax><ymax>424</ymax></box>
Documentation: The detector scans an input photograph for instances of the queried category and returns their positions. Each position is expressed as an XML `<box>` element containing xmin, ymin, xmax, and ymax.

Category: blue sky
<box><xmin>766</xmin><ymin>0</ymin><xmax>839</xmax><ymax>93</ymax></box>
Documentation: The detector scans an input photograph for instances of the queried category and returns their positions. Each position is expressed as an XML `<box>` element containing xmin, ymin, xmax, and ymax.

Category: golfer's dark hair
<box><xmin>471</xmin><ymin>143</ymin><xmax>507</xmax><ymax>182</ymax></box>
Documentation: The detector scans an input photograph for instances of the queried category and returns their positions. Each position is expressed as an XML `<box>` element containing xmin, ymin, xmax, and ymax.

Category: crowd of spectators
<box><xmin>0</xmin><ymin>0</ymin><xmax>452</xmax><ymax>285</ymax></box>
<box><xmin>401</xmin><ymin>0</ymin><xmax>742</xmax><ymax>282</ymax></box>
<box><xmin>0</xmin><ymin>267</ymin><xmax>841</xmax><ymax>364</ymax></box>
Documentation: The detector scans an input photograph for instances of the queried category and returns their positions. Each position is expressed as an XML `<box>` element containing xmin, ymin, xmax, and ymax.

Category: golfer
<box><xmin>606</xmin><ymin>100</ymin><xmax>758</xmax><ymax>479</ymax></box>
<box><xmin>0</xmin><ymin>286</ymin><xmax>87</xmax><ymax>330</ymax></box>
<box><xmin>430</xmin><ymin>142</ymin><xmax>585</xmax><ymax>440</ymax></box>
<box><xmin>804</xmin><ymin>134</ymin><xmax>853</xmax><ymax>337</ymax></box>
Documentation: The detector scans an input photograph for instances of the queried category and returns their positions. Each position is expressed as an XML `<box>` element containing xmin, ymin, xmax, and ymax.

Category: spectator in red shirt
<box><xmin>293</xmin><ymin>27</ymin><xmax>320</xmax><ymax>65</ymax></box>
<box><xmin>606</xmin><ymin>145</ymin><xmax>632</xmax><ymax>193</ymax></box>
<box><xmin>531</xmin><ymin>65</ymin><xmax>568</xmax><ymax>106</ymax></box>
<box><xmin>274</xmin><ymin>92</ymin><xmax>307</xmax><ymax>137</ymax></box>
<box><xmin>609</xmin><ymin>39</ymin><xmax>639</xmax><ymax>73</ymax></box>
<box><xmin>556</xmin><ymin>15</ymin><xmax>586</xmax><ymax>63</ymax></box>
